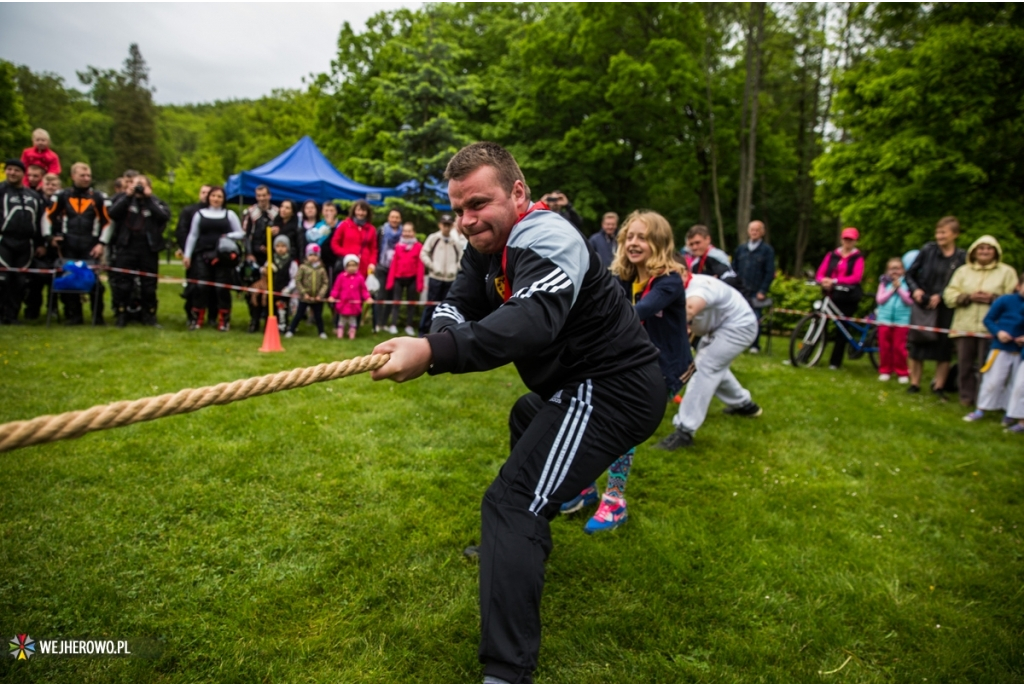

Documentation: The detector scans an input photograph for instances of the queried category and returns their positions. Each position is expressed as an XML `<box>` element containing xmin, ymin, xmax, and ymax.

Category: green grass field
<box><xmin>1</xmin><ymin>268</ymin><xmax>1022</xmax><ymax>683</ymax></box>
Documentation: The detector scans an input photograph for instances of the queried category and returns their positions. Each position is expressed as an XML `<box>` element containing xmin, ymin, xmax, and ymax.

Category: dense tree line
<box><xmin>1</xmin><ymin>3</ymin><xmax>1020</xmax><ymax>275</ymax></box>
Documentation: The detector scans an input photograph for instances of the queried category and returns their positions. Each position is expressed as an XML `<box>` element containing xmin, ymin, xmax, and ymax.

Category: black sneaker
<box><xmin>906</xmin><ymin>384</ymin><xmax>921</xmax><ymax>394</ymax></box>
<box><xmin>724</xmin><ymin>402</ymin><xmax>763</xmax><ymax>417</ymax></box>
<box><xmin>114</xmin><ymin>313</ymin><xmax>127</xmax><ymax>328</ymax></box>
<box><xmin>463</xmin><ymin>545</ymin><xmax>480</xmax><ymax>559</ymax></box>
<box><xmin>655</xmin><ymin>428</ymin><xmax>694</xmax><ymax>450</ymax></box>
<box><xmin>64</xmin><ymin>316</ymin><xmax>84</xmax><ymax>326</ymax></box>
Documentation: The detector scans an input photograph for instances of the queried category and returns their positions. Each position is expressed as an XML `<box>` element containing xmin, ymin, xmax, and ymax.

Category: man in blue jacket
<box><xmin>732</xmin><ymin>220</ymin><xmax>775</xmax><ymax>353</ymax></box>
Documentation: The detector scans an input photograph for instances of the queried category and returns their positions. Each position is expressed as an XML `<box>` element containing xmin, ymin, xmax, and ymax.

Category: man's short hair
<box><xmin>255</xmin><ymin>185</ymin><xmax>270</xmax><ymax>195</ymax></box>
<box><xmin>27</xmin><ymin>164</ymin><xmax>45</xmax><ymax>173</ymax></box>
<box><xmin>602</xmin><ymin>212</ymin><xmax>619</xmax><ymax>222</ymax></box>
<box><xmin>686</xmin><ymin>224</ymin><xmax>711</xmax><ymax>240</ymax></box>
<box><xmin>70</xmin><ymin>162</ymin><xmax>91</xmax><ymax>176</ymax></box>
<box><xmin>32</xmin><ymin>128</ymin><xmax>50</xmax><ymax>142</ymax></box>
<box><xmin>43</xmin><ymin>173</ymin><xmax>60</xmax><ymax>182</ymax></box>
<box><xmin>122</xmin><ymin>169</ymin><xmax>139</xmax><ymax>179</ymax></box>
<box><xmin>936</xmin><ymin>215</ymin><xmax>960</xmax><ymax>234</ymax></box>
<box><xmin>445</xmin><ymin>142</ymin><xmax>530</xmax><ymax>200</ymax></box>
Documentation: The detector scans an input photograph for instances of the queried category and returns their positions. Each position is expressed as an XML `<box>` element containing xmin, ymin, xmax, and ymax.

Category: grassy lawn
<box><xmin>1</xmin><ymin>267</ymin><xmax>1022</xmax><ymax>682</ymax></box>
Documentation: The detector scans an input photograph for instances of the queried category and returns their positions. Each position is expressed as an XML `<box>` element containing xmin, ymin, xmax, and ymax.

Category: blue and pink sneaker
<box><xmin>583</xmin><ymin>495</ymin><xmax>628</xmax><ymax>534</ymax></box>
<box><xmin>1006</xmin><ymin>422</ymin><xmax>1024</xmax><ymax>435</ymax></box>
<box><xmin>560</xmin><ymin>482</ymin><xmax>598</xmax><ymax>514</ymax></box>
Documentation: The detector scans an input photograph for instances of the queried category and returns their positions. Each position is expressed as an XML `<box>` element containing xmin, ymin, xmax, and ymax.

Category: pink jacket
<box><xmin>330</xmin><ymin>271</ymin><xmax>370</xmax><ymax>316</ymax></box>
<box><xmin>330</xmin><ymin>218</ymin><xmax>377</xmax><ymax>276</ymax></box>
<box><xmin>20</xmin><ymin>147</ymin><xmax>61</xmax><ymax>186</ymax></box>
<box><xmin>386</xmin><ymin>240</ymin><xmax>424</xmax><ymax>292</ymax></box>
<box><xmin>816</xmin><ymin>248</ymin><xmax>864</xmax><ymax>286</ymax></box>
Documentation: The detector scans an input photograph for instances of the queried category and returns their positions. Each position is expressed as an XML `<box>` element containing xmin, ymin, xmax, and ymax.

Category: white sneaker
<box><xmin>404</xmin><ymin>326</ymin><xmax>416</xmax><ymax>336</ymax></box>
<box><xmin>373</xmin><ymin>326</ymin><xmax>381</xmax><ymax>333</ymax></box>
<box><xmin>387</xmin><ymin>325</ymin><xmax>398</xmax><ymax>334</ymax></box>
<box><xmin>748</xmin><ymin>347</ymin><xmax>760</xmax><ymax>355</ymax></box>
<box><xmin>284</xmin><ymin>331</ymin><xmax>294</xmax><ymax>338</ymax></box>
<box><xmin>897</xmin><ymin>376</ymin><xmax>910</xmax><ymax>384</ymax></box>
<box><xmin>319</xmin><ymin>332</ymin><xmax>328</xmax><ymax>340</ymax></box>
<box><xmin>878</xmin><ymin>374</ymin><xmax>890</xmax><ymax>381</ymax></box>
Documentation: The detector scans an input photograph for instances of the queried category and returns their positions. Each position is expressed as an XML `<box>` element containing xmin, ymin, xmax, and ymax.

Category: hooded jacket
<box><xmin>943</xmin><ymin>235</ymin><xmax>1018</xmax><ymax>337</ymax></box>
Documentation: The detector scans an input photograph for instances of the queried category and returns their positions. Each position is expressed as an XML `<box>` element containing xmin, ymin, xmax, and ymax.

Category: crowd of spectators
<box><xmin>2</xmin><ymin>130</ymin><xmax>1022</xmax><ymax>433</ymax></box>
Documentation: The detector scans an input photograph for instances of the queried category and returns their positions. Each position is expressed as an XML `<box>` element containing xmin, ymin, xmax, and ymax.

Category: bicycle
<box><xmin>789</xmin><ymin>283</ymin><xmax>878</xmax><ymax>369</ymax></box>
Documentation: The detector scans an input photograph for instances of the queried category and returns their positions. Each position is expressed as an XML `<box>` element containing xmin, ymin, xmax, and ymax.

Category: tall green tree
<box><xmin>14</xmin><ymin>65</ymin><xmax>115</xmax><ymax>181</ymax></box>
<box><xmin>0</xmin><ymin>60</ymin><xmax>31</xmax><ymax>160</ymax></box>
<box><xmin>79</xmin><ymin>44</ymin><xmax>160</xmax><ymax>174</ymax></box>
<box><xmin>814</xmin><ymin>3</ymin><xmax>1024</xmax><ymax>273</ymax></box>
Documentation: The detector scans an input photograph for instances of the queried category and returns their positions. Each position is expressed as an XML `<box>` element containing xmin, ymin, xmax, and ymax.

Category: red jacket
<box><xmin>21</xmin><ymin>147</ymin><xmax>61</xmax><ymax>186</ymax></box>
<box><xmin>386</xmin><ymin>240</ymin><xmax>424</xmax><ymax>293</ymax></box>
<box><xmin>330</xmin><ymin>218</ymin><xmax>377</xmax><ymax>276</ymax></box>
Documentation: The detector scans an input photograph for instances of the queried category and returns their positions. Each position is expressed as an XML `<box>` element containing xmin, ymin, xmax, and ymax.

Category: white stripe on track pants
<box><xmin>673</xmin><ymin>323</ymin><xmax>757</xmax><ymax>434</ymax></box>
<box><xmin>478</xmin><ymin>361</ymin><xmax>665</xmax><ymax>684</ymax></box>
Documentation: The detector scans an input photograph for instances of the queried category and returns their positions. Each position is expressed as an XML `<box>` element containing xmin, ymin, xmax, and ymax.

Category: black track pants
<box><xmin>479</xmin><ymin>360</ymin><xmax>665</xmax><ymax>683</ymax></box>
<box><xmin>110</xmin><ymin>241</ymin><xmax>159</xmax><ymax>315</ymax></box>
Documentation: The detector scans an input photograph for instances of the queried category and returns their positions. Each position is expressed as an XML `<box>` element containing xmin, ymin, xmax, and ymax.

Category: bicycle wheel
<box><xmin>789</xmin><ymin>313</ymin><xmax>827</xmax><ymax>367</ymax></box>
<box><xmin>865</xmin><ymin>326</ymin><xmax>879</xmax><ymax>370</ymax></box>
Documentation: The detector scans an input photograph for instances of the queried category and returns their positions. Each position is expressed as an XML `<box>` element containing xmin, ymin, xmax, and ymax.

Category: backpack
<box><xmin>53</xmin><ymin>260</ymin><xmax>97</xmax><ymax>292</ymax></box>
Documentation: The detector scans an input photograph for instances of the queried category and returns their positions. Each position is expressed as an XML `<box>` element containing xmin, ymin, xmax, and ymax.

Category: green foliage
<box><xmin>0</xmin><ymin>60</ymin><xmax>31</xmax><ymax>160</ymax></box>
<box><xmin>2</xmin><ymin>271</ymin><xmax>1023</xmax><ymax>681</ymax></box>
<box><xmin>815</xmin><ymin>4</ymin><xmax>1024</xmax><ymax>276</ymax></box>
<box><xmin>78</xmin><ymin>44</ymin><xmax>160</xmax><ymax>175</ymax></box>
<box><xmin>13</xmin><ymin>64</ymin><xmax>115</xmax><ymax>181</ymax></box>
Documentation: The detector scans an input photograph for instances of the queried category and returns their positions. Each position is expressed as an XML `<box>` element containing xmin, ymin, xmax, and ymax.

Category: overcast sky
<box><xmin>0</xmin><ymin>2</ymin><xmax>420</xmax><ymax>105</ymax></box>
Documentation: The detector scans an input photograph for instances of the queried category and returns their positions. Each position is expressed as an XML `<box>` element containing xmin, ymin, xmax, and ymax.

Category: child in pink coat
<box><xmin>385</xmin><ymin>222</ymin><xmax>424</xmax><ymax>335</ymax></box>
<box><xmin>330</xmin><ymin>254</ymin><xmax>371</xmax><ymax>339</ymax></box>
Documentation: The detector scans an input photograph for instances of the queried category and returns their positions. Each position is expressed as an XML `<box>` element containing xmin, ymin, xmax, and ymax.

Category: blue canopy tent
<box><xmin>394</xmin><ymin>178</ymin><xmax>451</xmax><ymax>210</ymax></box>
<box><xmin>225</xmin><ymin>136</ymin><xmax>401</xmax><ymax>206</ymax></box>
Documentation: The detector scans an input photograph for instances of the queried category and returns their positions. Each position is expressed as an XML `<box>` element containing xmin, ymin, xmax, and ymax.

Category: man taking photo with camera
<box><xmin>101</xmin><ymin>175</ymin><xmax>169</xmax><ymax>328</ymax></box>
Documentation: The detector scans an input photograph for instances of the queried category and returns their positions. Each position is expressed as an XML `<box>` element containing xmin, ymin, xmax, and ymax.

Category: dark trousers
<box><xmin>828</xmin><ymin>297</ymin><xmax>860</xmax><ymax>368</ymax></box>
<box><xmin>0</xmin><ymin>242</ymin><xmax>31</xmax><ymax>323</ymax></box>
<box><xmin>288</xmin><ymin>301</ymin><xmax>324</xmax><ymax>335</ymax></box>
<box><xmin>110</xmin><ymin>242</ymin><xmax>159</xmax><ymax>316</ymax></box>
<box><xmin>419</xmin><ymin>279</ymin><xmax>453</xmax><ymax>335</ymax></box>
<box><xmin>956</xmin><ymin>336</ymin><xmax>990</xmax><ymax>405</ymax></box>
<box><xmin>24</xmin><ymin>251</ymin><xmax>58</xmax><ymax>319</ymax></box>
<box><xmin>372</xmin><ymin>264</ymin><xmax>389</xmax><ymax>329</ymax></box>
<box><xmin>191</xmin><ymin>258</ymin><xmax>233</xmax><ymax>314</ymax></box>
<box><xmin>479</xmin><ymin>361</ymin><xmax>665</xmax><ymax>683</ymax></box>
<box><xmin>389</xmin><ymin>277</ymin><xmax>419</xmax><ymax>328</ymax></box>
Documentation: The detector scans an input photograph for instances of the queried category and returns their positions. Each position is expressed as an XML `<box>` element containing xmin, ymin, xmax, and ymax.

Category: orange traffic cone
<box><xmin>259</xmin><ymin>315</ymin><xmax>285</xmax><ymax>353</ymax></box>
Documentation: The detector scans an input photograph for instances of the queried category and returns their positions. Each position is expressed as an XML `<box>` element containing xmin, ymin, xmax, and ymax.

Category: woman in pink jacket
<box><xmin>330</xmin><ymin>200</ymin><xmax>378</xmax><ymax>277</ymax></box>
<box><xmin>816</xmin><ymin>227</ymin><xmax>865</xmax><ymax>369</ymax></box>
<box><xmin>384</xmin><ymin>222</ymin><xmax>424</xmax><ymax>336</ymax></box>
<box><xmin>330</xmin><ymin>254</ymin><xmax>371</xmax><ymax>339</ymax></box>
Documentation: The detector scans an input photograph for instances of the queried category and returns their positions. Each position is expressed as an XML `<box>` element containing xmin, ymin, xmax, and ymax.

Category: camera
<box><xmin>133</xmin><ymin>183</ymin><xmax>145</xmax><ymax>196</ymax></box>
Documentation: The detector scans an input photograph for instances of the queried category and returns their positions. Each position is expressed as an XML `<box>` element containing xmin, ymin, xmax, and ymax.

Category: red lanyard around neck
<box><xmin>498</xmin><ymin>201</ymin><xmax>550</xmax><ymax>302</ymax></box>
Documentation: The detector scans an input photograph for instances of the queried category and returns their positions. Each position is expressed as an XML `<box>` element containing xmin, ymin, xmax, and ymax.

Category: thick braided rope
<box><xmin>0</xmin><ymin>353</ymin><xmax>390</xmax><ymax>454</ymax></box>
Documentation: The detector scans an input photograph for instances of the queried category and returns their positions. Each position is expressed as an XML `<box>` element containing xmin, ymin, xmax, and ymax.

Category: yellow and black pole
<box><xmin>259</xmin><ymin>222</ymin><xmax>284</xmax><ymax>352</ymax></box>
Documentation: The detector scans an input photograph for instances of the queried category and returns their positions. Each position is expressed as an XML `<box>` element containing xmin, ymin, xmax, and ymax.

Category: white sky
<box><xmin>0</xmin><ymin>2</ymin><xmax>420</xmax><ymax>105</ymax></box>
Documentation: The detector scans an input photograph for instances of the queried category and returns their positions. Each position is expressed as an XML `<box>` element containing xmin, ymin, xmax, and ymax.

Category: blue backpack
<box><xmin>53</xmin><ymin>260</ymin><xmax>97</xmax><ymax>292</ymax></box>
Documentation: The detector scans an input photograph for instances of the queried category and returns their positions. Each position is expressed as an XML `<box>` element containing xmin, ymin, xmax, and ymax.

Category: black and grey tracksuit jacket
<box><xmin>426</xmin><ymin>205</ymin><xmax>659</xmax><ymax>399</ymax></box>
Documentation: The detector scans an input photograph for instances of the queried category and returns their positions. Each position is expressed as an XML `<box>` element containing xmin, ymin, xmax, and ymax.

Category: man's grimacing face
<box><xmin>448</xmin><ymin>165</ymin><xmax>525</xmax><ymax>255</ymax></box>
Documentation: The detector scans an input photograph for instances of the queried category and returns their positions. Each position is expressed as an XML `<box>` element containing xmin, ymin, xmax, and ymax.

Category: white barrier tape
<box><xmin>0</xmin><ymin>265</ymin><xmax>440</xmax><ymax>306</ymax></box>
<box><xmin>773</xmin><ymin>307</ymin><xmax>993</xmax><ymax>339</ymax></box>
